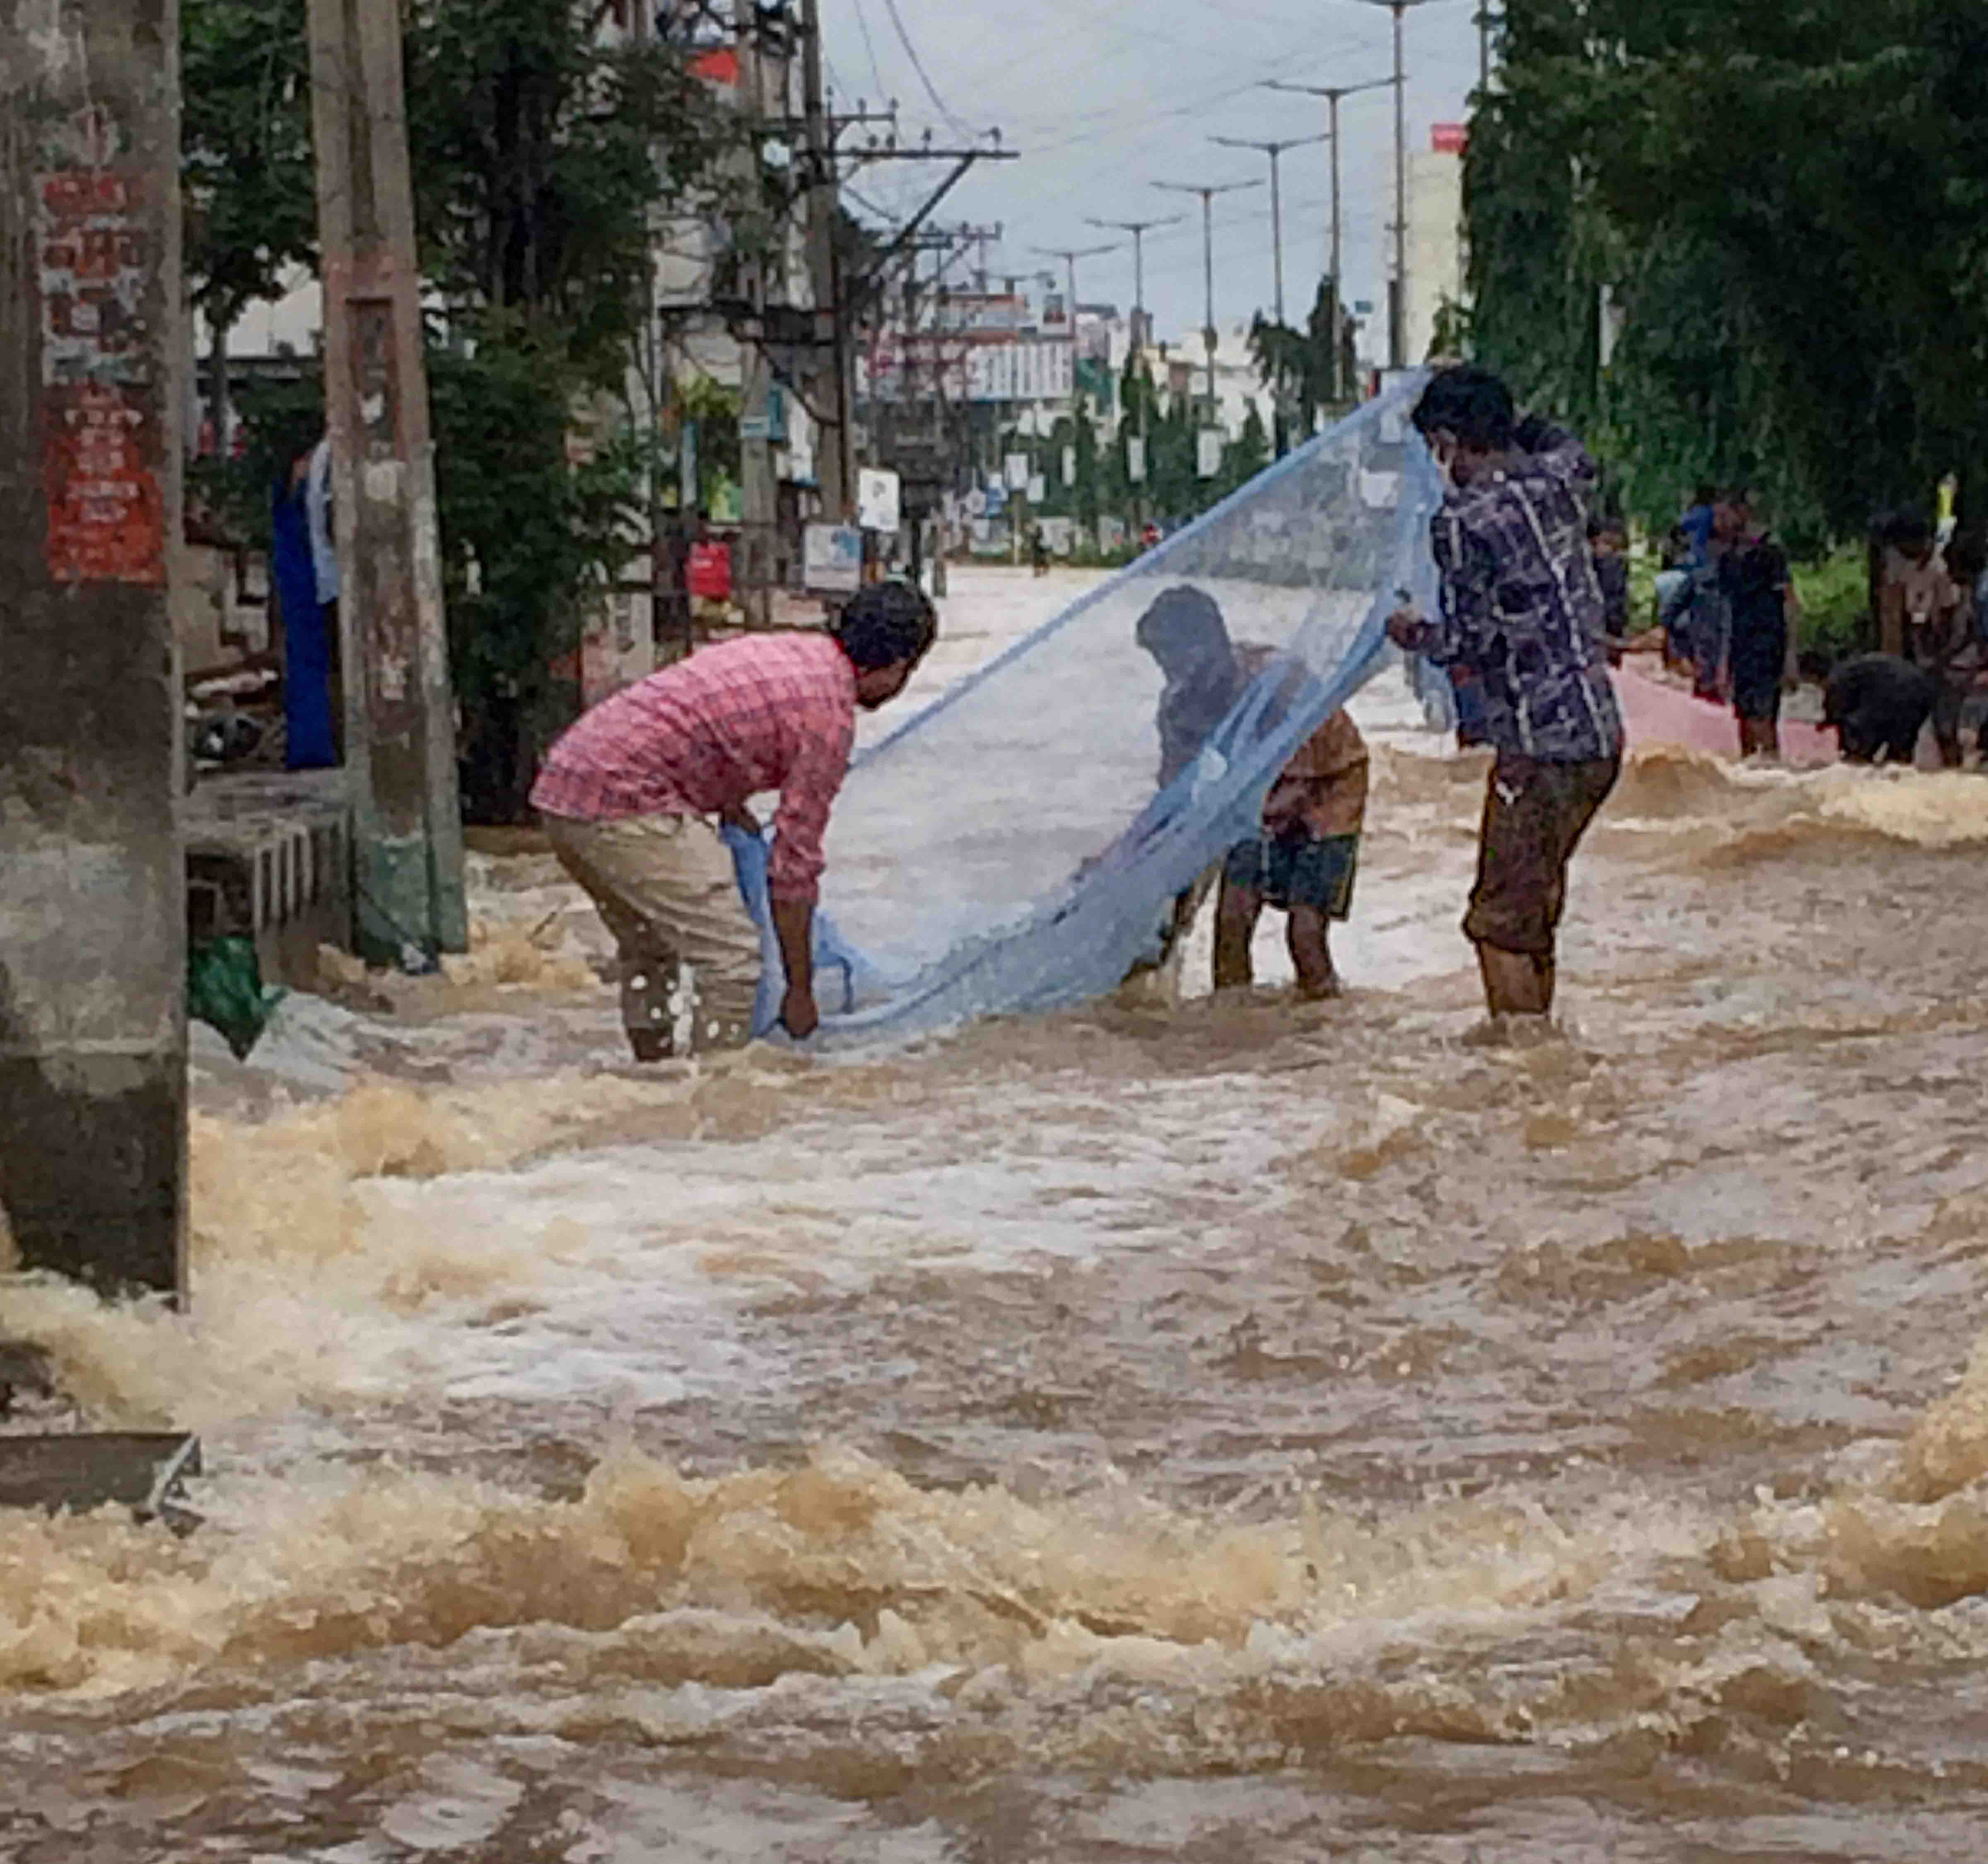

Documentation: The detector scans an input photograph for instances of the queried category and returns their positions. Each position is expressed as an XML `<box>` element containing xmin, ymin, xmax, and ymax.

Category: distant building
<box><xmin>1404</xmin><ymin>125</ymin><xmax>1468</xmax><ymax>366</ymax></box>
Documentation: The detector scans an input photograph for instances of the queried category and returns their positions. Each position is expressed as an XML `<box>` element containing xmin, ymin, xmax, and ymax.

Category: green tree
<box><xmin>1468</xmin><ymin>0</ymin><xmax>1988</xmax><ymax>544</ymax></box>
<box><xmin>1221</xmin><ymin>401</ymin><xmax>1271</xmax><ymax>497</ymax></box>
<box><xmin>186</xmin><ymin>0</ymin><xmax>745</xmax><ymax>817</ymax></box>
<box><xmin>181</xmin><ymin>0</ymin><xmax>316</xmax><ymax>445</ymax></box>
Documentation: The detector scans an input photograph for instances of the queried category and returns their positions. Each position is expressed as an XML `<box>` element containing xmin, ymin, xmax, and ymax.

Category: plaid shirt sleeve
<box><xmin>1423</xmin><ymin>506</ymin><xmax>1494</xmax><ymax>667</ymax></box>
<box><xmin>767</xmin><ymin>705</ymin><xmax>856</xmax><ymax>903</ymax></box>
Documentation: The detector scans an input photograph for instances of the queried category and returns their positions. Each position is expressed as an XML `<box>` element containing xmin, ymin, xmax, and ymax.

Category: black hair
<box><xmin>831</xmin><ymin>579</ymin><xmax>937</xmax><ymax>671</ymax></box>
<box><xmin>1412</xmin><ymin>366</ymin><xmax>1515</xmax><ymax>452</ymax></box>
<box><xmin>1886</xmin><ymin>509</ymin><xmax>1933</xmax><ymax>551</ymax></box>
<box><xmin>1134</xmin><ymin>584</ymin><xmax>1231</xmax><ymax>671</ymax></box>
<box><xmin>1797</xmin><ymin>648</ymin><xmax>1835</xmax><ymax>683</ymax></box>
<box><xmin>1692</xmin><ymin>482</ymin><xmax>1716</xmax><ymax>509</ymax></box>
<box><xmin>1946</xmin><ymin>528</ymin><xmax>1987</xmax><ymax>584</ymax></box>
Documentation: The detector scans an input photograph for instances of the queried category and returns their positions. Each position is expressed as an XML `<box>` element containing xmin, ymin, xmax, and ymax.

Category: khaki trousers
<box><xmin>543</xmin><ymin>811</ymin><xmax>762</xmax><ymax>1053</ymax></box>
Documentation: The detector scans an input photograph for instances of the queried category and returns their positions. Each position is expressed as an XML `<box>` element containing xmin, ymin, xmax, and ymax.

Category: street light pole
<box><xmin>1087</xmin><ymin>214</ymin><xmax>1183</xmax><ymax>534</ymax></box>
<box><xmin>1210</xmin><ymin>132</ymin><xmax>1332</xmax><ymax>330</ymax></box>
<box><xmin>1032</xmin><ymin>241</ymin><xmax>1116</xmax><ymax>454</ymax></box>
<box><xmin>1086</xmin><ymin>213</ymin><xmax>1184</xmax><ymax>350</ymax></box>
<box><xmin>1346</xmin><ymin>0</ymin><xmax>1450</xmax><ymax>372</ymax></box>
<box><xmin>1210</xmin><ymin>133</ymin><xmax>1331</xmax><ymax>452</ymax></box>
<box><xmin>1264</xmin><ymin>76</ymin><xmax>1390</xmax><ymax>401</ymax></box>
<box><xmin>1154</xmin><ymin>178</ymin><xmax>1261</xmax><ymax>428</ymax></box>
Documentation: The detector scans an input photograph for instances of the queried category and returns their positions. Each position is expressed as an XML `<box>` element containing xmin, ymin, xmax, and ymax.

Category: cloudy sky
<box><xmin>815</xmin><ymin>0</ymin><xmax>1481</xmax><ymax>355</ymax></box>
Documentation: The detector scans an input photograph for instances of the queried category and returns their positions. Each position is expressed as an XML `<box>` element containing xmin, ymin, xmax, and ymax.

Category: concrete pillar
<box><xmin>0</xmin><ymin>0</ymin><xmax>188</xmax><ymax>1299</ymax></box>
<box><xmin>307</xmin><ymin>0</ymin><xmax>468</xmax><ymax>964</ymax></box>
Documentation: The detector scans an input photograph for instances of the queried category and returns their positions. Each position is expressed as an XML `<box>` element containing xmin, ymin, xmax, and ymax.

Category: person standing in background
<box><xmin>273</xmin><ymin>437</ymin><xmax>339</xmax><ymax>770</ymax></box>
<box><xmin>1653</xmin><ymin>527</ymin><xmax>1696</xmax><ymax>676</ymax></box>
<box><xmin>304</xmin><ymin>434</ymin><xmax>342</xmax><ymax>758</ymax></box>
<box><xmin>1715</xmin><ymin>490</ymin><xmax>1800</xmax><ymax>760</ymax></box>
<box><xmin>1877</xmin><ymin>513</ymin><xmax>1957</xmax><ymax>664</ymax></box>
<box><xmin>1588</xmin><ymin>516</ymin><xmax>1631</xmax><ymax>666</ymax></box>
<box><xmin>1922</xmin><ymin>527</ymin><xmax>1985</xmax><ymax>765</ymax></box>
<box><xmin>1678</xmin><ymin>483</ymin><xmax>1718</xmax><ymax>571</ymax></box>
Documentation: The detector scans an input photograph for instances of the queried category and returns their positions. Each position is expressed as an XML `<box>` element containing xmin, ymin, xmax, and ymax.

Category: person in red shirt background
<box><xmin>533</xmin><ymin>582</ymin><xmax>936</xmax><ymax>1058</ymax></box>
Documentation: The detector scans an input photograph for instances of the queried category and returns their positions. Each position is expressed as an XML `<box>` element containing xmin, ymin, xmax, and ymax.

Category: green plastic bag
<box><xmin>188</xmin><ymin>936</ymin><xmax>287</xmax><ymax>1062</ymax></box>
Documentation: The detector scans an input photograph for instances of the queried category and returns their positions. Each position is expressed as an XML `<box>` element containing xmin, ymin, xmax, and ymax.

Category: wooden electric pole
<box><xmin>306</xmin><ymin>0</ymin><xmax>467</xmax><ymax>964</ymax></box>
<box><xmin>0</xmin><ymin>0</ymin><xmax>187</xmax><ymax>1296</ymax></box>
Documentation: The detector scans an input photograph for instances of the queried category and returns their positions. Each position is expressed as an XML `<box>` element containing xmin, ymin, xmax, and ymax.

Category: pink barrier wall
<box><xmin>1613</xmin><ymin>665</ymin><xmax>1839</xmax><ymax>768</ymax></box>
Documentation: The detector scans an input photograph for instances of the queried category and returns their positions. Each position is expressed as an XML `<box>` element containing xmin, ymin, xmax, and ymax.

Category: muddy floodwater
<box><xmin>9</xmin><ymin>569</ymin><xmax>1988</xmax><ymax>1860</ymax></box>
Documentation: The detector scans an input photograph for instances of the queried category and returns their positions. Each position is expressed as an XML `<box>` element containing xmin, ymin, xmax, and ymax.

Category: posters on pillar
<box><xmin>36</xmin><ymin>169</ymin><xmax>166</xmax><ymax>586</ymax></box>
<box><xmin>1027</xmin><ymin>475</ymin><xmax>1047</xmax><ymax>506</ymax></box>
<box><xmin>803</xmin><ymin>524</ymin><xmax>863</xmax><ymax>594</ymax></box>
<box><xmin>856</xmin><ymin>468</ymin><xmax>901</xmax><ymax>534</ymax></box>
<box><xmin>1062</xmin><ymin>446</ymin><xmax>1077</xmax><ymax>487</ymax></box>
<box><xmin>1197</xmin><ymin>429</ymin><xmax>1223</xmax><ymax>480</ymax></box>
<box><xmin>1004</xmin><ymin>454</ymin><xmax>1030</xmax><ymax>492</ymax></box>
<box><xmin>1126</xmin><ymin>436</ymin><xmax>1147</xmax><ymax>484</ymax></box>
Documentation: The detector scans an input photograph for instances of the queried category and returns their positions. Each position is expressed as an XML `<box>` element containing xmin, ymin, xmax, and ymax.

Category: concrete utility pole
<box><xmin>306</xmin><ymin>0</ymin><xmax>467</xmax><ymax>966</ymax></box>
<box><xmin>0</xmin><ymin>0</ymin><xmax>186</xmax><ymax>1295</ymax></box>
<box><xmin>734</xmin><ymin>0</ymin><xmax>779</xmax><ymax>625</ymax></box>
<box><xmin>1153</xmin><ymin>179</ymin><xmax>1260</xmax><ymax>427</ymax></box>
<box><xmin>799</xmin><ymin>0</ymin><xmax>852</xmax><ymax>522</ymax></box>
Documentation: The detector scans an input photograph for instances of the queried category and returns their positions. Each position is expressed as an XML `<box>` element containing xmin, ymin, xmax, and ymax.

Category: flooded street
<box><xmin>10</xmin><ymin>568</ymin><xmax>1988</xmax><ymax>1859</ymax></box>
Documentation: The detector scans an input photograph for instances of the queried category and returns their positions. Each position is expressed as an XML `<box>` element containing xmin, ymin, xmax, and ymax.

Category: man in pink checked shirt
<box><xmin>533</xmin><ymin>582</ymin><xmax>936</xmax><ymax>1059</ymax></box>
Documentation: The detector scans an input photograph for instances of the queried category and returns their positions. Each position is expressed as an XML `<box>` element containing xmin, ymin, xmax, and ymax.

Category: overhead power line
<box><xmin>879</xmin><ymin>0</ymin><xmax>974</xmax><ymax>133</ymax></box>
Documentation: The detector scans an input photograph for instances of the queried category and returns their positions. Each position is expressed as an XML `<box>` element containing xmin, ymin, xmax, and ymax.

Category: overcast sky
<box><xmin>815</xmin><ymin>0</ymin><xmax>1480</xmax><ymax>353</ymax></box>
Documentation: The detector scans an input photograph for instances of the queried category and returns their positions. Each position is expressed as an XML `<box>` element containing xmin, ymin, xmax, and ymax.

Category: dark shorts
<box><xmin>1464</xmin><ymin>754</ymin><xmax>1621</xmax><ymax>957</ymax></box>
<box><xmin>1223</xmin><ymin>832</ymin><xmax>1359</xmax><ymax>919</ymax></box>
<box><xmin>1730</xmin><ymin>669</ymin><xmax>1783</xmax><ymax>725</ymax></box>
<box><xmin>1730</xmin><ymin>627</ymin><xmax>1787</xmax><ymax>724</ymax></box>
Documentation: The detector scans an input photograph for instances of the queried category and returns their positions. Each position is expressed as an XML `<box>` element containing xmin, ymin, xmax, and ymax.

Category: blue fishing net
<box><xmin>737</xmin><ymin>372</ymin><xmax>1445</xmax><ymax>1045</ymax></box>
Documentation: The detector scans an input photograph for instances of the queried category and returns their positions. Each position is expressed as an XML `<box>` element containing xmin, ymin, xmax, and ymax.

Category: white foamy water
<box><xmin>10</xmin><ymin>567</ymin><xmax>1988</xmax><ymax>1859</ymax></box>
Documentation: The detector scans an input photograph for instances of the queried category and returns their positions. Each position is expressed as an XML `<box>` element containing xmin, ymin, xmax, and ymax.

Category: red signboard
<box><xmin>689</xmin><ymin>45</ymin><xmax>740</xmax><ymax>87</ymax></box>
<box><xmin>688</xmin><ymin>540</ymin><xmax>733</xmax><ymax>602</ymax></box>
<box><xmin>43</xmin><ymin>383</ymin><xmax>164</xmax><ymax>586</ymax></box>
<box><xmin>1431</xmin><ymin>123</ymin><xmax>1469</xmax><ymax>155</ymax></box>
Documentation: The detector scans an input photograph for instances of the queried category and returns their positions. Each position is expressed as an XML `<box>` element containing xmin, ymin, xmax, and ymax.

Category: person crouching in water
<box><xmin>1136</xmin><ymin>587</ymin><xmax>1368</xmax><ymax>1000</ymax></box>
<box><xmin>532</xmin><ymin>581</ymin><xmax>936</xmax><ymax>1059</ymax></box>
<box><xmin>1387</xmin><ymin>366</ymin><xmax>1622</xmax><ymax>1028</ymax></box>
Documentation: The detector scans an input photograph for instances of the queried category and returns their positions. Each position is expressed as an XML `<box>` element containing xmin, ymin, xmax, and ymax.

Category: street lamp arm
<box><xmin>1262</xmin><ymin>76</ymin><xmax>1392</xmax><ymax>104</ymax></box>
<box><xmin>1211</xmin><ymin>131</ymin><xmax>1334</xmax><ymax>155</ymax></box>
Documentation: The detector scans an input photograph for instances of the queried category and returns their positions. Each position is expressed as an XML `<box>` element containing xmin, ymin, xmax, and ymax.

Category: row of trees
<box><xmin>1466</xmin><ymin>0</ymin><xmax>1988</xmax><ymax>553</ymax></box>
<box><xmin>987</xmin><ymin>279</ymin><xmax>1357</xmax><ymax>552</ymax></box>
<box><xmin>183</xmin><ymin>0</ymin><xmax>737</xmax><ymax>815</ymax></box>
<box><xmin>999</xmin><ymin>360</ymin><xmax>1273</xmax><ymax>547</ymax></box>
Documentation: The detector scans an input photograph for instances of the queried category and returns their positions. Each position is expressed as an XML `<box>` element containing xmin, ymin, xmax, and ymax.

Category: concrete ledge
<box><xmin>182</xmin><ymin>767</ymin><xmax>353</xmax><ymax>988</ymax></box>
